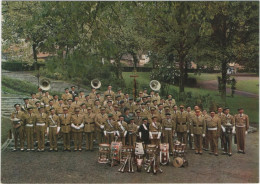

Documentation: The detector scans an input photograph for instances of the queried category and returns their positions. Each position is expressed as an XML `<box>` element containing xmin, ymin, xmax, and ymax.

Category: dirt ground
<box><xmin>1</xmin><ymin>132</ymin><xmax>259</xmax><ymax>183</ymax></box>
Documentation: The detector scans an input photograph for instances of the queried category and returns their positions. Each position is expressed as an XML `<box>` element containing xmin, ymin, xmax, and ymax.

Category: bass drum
<box><xmin>98</xmin><ymin>143</ymin><xmax>110</xmax><ymax>164</ymax></box>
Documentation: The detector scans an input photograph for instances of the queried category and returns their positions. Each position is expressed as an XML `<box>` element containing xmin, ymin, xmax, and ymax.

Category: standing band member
<box><xmin>24</xmin><ymin>107</ymin><xmax>36</xmax><ymax>151</ymax></box>
<box><xmin>60</xmin><ymin>107</ymin><xmax>72</xmax><ymax>151</ymax></box>
<box><xmin>71</xmin><ymin>108</ymin><xmax>84</xmax><ymax>151</ymax></box>
<box><xmin>84</xmin><ymin>107</ymin><xmax>96</xmax><ymax>151</ymax></box>
<box><xmin>35</xmin><ymin>106</ymin><xmax>47</xmax><ymax>151</ymax></box>
<box><xmin>149</xmin><ymin>116</ymin><xmax>162</xmax><ymax>148</ymax></box>
<box><xmin>104</xmin><ymin>114</ymin><xmax>116</xmax><ymax>144</ymax></box>
<box><xmin>191</xmin><ymin>110</ymin><xmax>206</xmax><ymax>155</ymax></box>
<box><xmin>234</xmin><ymin>108</ymin><xmax>249</xmax><ymax>154</ymax></box>
<box><xmin>95</xmin><ymin>107</ymin><xmax>107</xmax><ymax>144</ymax></box>
<box><xmin>116</xmin><ymin>115</ymin><xmax>128</xmax><ymax>146</ymax></box>
<box><xmin>47</xmin><ymin>108</ymin><xmax>60</xmax><ymax>151</ymax></box>
<box><xmin>175</xmin><ymin>105</ymin><xmax>189</xmax><ymax>144</ymax></box>
<box><xmin>11</xmin><ymin>104</ymin><xmax>25</xmax><ymax>151</ymax></box>
<box><xmin>221</xmin><ymin>107</ymin><xmax>235</xmax><ymax>156</ymax></box>
<box><xmin>127</xmin><ymin>117</ymin><xmax>138</xmax><ymax>146</ymax></box>
<box><xmin>162</xmin><ymin>113</ymin><xmax>175</xmax><ymax>155</ymax></box>
<box><xmin>205</xmin><ymin>111</ymin><xmax>221</xmax><ymax>156</ymax></box>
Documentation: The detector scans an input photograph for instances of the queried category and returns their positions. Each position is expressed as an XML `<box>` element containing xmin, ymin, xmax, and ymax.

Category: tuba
<box><xmin>39</xmin><ymin>78</ymin><xmax>51</xmax><ymax>91</ymax></box>
<box><xmin>149</xmin><ymin>80</ymin><xmax>161</xmax><ymax>91</ymax></box>
<box><xmin>91</xmin><ymin>79</ymin><xmax>101</xmax><ymax>89</ymax></box>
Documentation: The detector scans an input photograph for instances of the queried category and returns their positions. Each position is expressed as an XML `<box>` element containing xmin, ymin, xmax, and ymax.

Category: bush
<box><xmin>2</xmin><ymin>61</ymin><xmax>33</xmax><ymax>71</ymax></box>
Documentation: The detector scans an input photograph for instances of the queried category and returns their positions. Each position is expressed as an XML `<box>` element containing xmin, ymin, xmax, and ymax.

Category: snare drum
<box><xmin>98</xmin><ymin>143</ymin><xmax>110</xmax><ymax>163</ymax></box>
<box><xmin>110</xmin><ymin>141</ymin><xmax>122</xmax><ymax>162</ymax></box>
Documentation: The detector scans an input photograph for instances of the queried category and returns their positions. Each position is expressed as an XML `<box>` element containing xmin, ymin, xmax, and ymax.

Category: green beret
<box><xmin>108</xmin><ymin>113</ymin><xmax>113</xmax><ymax>117</ymax></box>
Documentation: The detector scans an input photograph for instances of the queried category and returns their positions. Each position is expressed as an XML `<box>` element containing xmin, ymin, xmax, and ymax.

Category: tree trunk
<box><xmin>221</xmin><ymin>60</ymin><xmax>227</xmax><ymax>102</ymax></box>
<box><xmin>32</xmin><ymin>43</ymin><xmax>37</xmax><ymax>62</ymax></box>
<box><xmin>179</xmin><ymin>58</ymin><xmax>185</xmax><ymax>93</ymax></box>
<box><xmin>184</xmin><ymin>60</ymin><xmax>189</xmax><ymax>83</ymax></box>
<box><xmin>115</xmin><ymin>57</ymin><xmax>123</xmax><ymax>79</ymax></box>
<box><xmin>132</xmin><ymin>52</ymin><xmax>138</xmax><ymax>69</ymax></box>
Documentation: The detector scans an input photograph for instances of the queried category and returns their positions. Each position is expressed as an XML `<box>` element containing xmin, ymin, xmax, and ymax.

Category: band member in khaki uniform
<box><xmin>71</xmin><ymin>108</ymin><xmax>84</xmax><ymax>151</ymax></box>
<box><xmin>95</xmin><ymin>92</ymin><xmax>104</xmax><ymax>105</ymax></box>
<box><xmin>56</xmin><ymin>99</ymin><xmax>65</xmax><ymax>115</ymax></box>
<box><xmin>116</xmin><ymin>115</ymin><xmax>128</xmax><ymax>145</ymax></box>
<box><xmin>29</xmin><ymin>93</ymin><xmax>39</xmax><ymax>107</ymax></box>
<box><xmin>89</xmin><ymin>87</ymin><xmax>97</xmax><ymax>100</ymax></box>
<box><xmin>149</xmin><ymin>116</ymin><xmax>162</xmax><ymax>147</ymax></box>
<box><xmin>104</xmin><ymin>85</ymin><xmax>115</xmax><ymax>101</ymax></box>
<box><xmin>24</xmin><ymin>107</ymin><xmax>36</xmax><ymax>151</ymax></box>
<box><xmin>186</xmin><ymin>106</ymin><xmax>195</xmax><ymax>149</ymax></box>
<box><xmin>205</xmin><ymin>111</ymin><xmax>221</xmax><ymax>156</ymax></box>
<box><xmin>127</xmin><ymin>117</ymin><xmax>138</xmax><ymax>146</ymax></box>
<box><xmin>78</xmin><ymin>91</ymin><xmax>85</xmax><ymax>103</ymax></box>
<box><xmin>11</xmin><ymin>104</ymin><xmax>25</xmax><ymax>151</ymax></box>
<box><xmin>71</xmin><ymin>96</ymin><xmax>81</xmax><ymax>110</ymax></box>
<box><xmin>35</xmin><ymin>106</ymin><xmax>47</xmax><ymax>151</ymax></box>
<box><xmin>83</xmin><ymin>94</ymin><xmax>93</xmax><ymax>108</ymax></box>
<box><xmin>95</xmin><ymin>107</ymin><xmax>108</xmax><ymax>144</ymax></box>
<box><xmin>47</xmin><ymin>108</ymin><xmax>60</xmax><ymax>151</ymax></box>
<box><xmin>52</xmin><ymin>94</ymin><xmax>59</xmax><ymax>107</ymax></box>
<box><xmin>217</xmin><ymin>107</ymin><xmax>225</xmax><ymax>150</ymax></box>
<box><xmin>22</xmin><ymin>97</ymin><xmax>32</xmax><ymax>112</ymax></box>
<box><xmin>191</xmin><ymin>110</ymin><xmax>206</xmax><ymax>154</ymax></box>
<box><xmin>234</xmin><ymin>108</ymin><xmax>249</xmax><ymax>154</ymax></box>
<box><xmin>162</xmin><ymin>113</ymin><xmax>175</xmax><ymax>154</ymax></box>
<box><xmin>140</xmin><ymin>103</ymin><xmax>149</xmax><ymax>118</ymax></box>
<box><xmin>80</xmin><ymin>103</ymin><xmax>88</xmax><ymax>115</ymax></box>
<box><xmin>175</xmin><ymin>105</ymin><xmax>189</xmax><ymax>144</ymax></box>
<box><xmin>36</xmin><ymin>87</ymin><xmax>43</xmax><ymax>100</ymax></box>
<box><xmin>45</xmin><ymin>100</ymin><xmax>56</xmax><ymax>115</ymax></box>
<box><xmin>134</xmin><ymin>109</ymin><xmax>143</xmax><ymax>126</ymax></box>
<box><xmin>84</xmin><ymin>107</ymin><xmax>96</xmax><ymax>151</ymax></box>
<box><xmin>221</xmin><ymin>107</ymin><xmax>235</xmax><ymax>156</ymax></box>
<box><xmin>125</xmin><ymin>97</ymin><xmax>136</xmax><ymax>114</ymax></box>
<box><xmin>62</xmin><ymin>88</ymin><xmax>73</xmax><ymax>105</ymax></box>
<box><xmin>104</xmin><ymin>114</ymin><xmax>116</xmax><ymax>144</ymax></box>
<box><xmin>92</xmin><ymin>100</ymin><xmax>101</xmax><ymax>114</ymax></box>
<box><xmin>60</xmin><ymin>107</ymin><xmax>72</xmax><ymax>151</ymax></box>
<box><xmin>41</xmin><ymin>91</ymin><xmax>53</xmax><ymax>105</ymax></box>
<box><xmin>111</xmin><ymin>104</ymin><xmax>122</xmax><ymax>121</ymax></box>
<box><xmin>67</xmin><ymin>99</ymin><xmax>74</xmax><ymax>114</ymax></box>
<box><xmin>106</xmin><ymin>101</ymin><xmax>115</xmax><ymax>114</ymax></box>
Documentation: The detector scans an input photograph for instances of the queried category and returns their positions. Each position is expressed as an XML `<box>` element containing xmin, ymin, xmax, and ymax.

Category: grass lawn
<box><xmin>123</xmin><ymin>72</ymin><xmax>259</xmax><ymax>123</ymax></box>
<box><xmin>1</xmin><ymin>117</ymin><xmax>12</xmax><ymax>145</ymax></box>
<box><xmin>189</xmin><ymin>73</ymin><xmax>221</xmax><ymax>81</ymax></box>
<box><xmin>233</xmin><ymin>79</ymin><xmax>259</xmax><ymax>94</ymax></box>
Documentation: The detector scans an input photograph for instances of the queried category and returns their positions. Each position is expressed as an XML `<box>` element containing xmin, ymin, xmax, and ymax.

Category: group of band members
<box><xmin>11</xmin><ymin>85</ymin><xmax>249</xmax><ymax>156</ymax></box>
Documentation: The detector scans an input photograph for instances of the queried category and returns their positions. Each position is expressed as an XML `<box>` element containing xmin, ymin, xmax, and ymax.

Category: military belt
<box><xmin>36</xmin><ymin>123</ymin><xmax>45</xmax><ymax>126</ymax></box>
<box><xmin>49</xmin><ymin>125</ymin><xmax>57</xmax><ymax>128</ymax></box>
<box><xmin>107</xmin><ymin>131</ymin><xmax>114</xmax><ymax>134</ymax></box>
<box><xmin>26</xmin><ymin>124</ymin><xmax>34</xmax><ymax>127</ymax></box>
<box><xmin>177</xmin><ymin>123</ymin><xmax>186</xmax><ymax>125</ymax></box>
<box><xmin>208</xmin><ymin>127</ymin><xmax>217</xmax><ymax>131</ymax></box>
<box><xmin>165</xmin><ymin>128</ymin><xmax>172</xmax><ymax>130</ymax></box>
<box><xmin>193</xmin><ymin>125</ymin><xmax>203</xmax><ymax>127</ymax></box>
<box><xmin>62</xmin><ymin>124</ymin><xmax>71</xmax><ymax>126</ymax></box>
<box><xmin>236</xmin><ymin>125</ymin><xmax>245</xmax><ymax>128</ymax></box>
<box><xmin>151</xmin><ymin>132</ymin><xmax>159</xmax><ymax>134</ymax></box>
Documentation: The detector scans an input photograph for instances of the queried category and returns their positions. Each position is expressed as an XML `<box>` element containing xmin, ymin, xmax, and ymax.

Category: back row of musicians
<box><xmin>11</xmin><ymin>85</ymin><xmax>249</xmax><ymax>156</ymax></box>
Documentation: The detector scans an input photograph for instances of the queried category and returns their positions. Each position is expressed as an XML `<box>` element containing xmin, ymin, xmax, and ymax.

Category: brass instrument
<box><xmin>91</xmin><ymin>79</ymin><xmax>101</xmax><ymax>89</ymax></box>
<box><xmin>149</xmin><ymin>80</ymin><xmax>161</xmax><ymax>91</ymax></box>
<box><xmin>39</xmin><ymin>78</ymin><xmax>51</xmax><ymax>91</ymax></box>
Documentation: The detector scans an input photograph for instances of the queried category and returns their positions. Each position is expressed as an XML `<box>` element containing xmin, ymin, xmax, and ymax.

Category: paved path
<box><xmin>198</xmin><ymin>79</ymin><xmax>258</xmax><ymax>98</ymax></box>
<box><xmin>1</xmin><ymin>132</ymin><xmax>258</xmax><ymax>183</ymax></box>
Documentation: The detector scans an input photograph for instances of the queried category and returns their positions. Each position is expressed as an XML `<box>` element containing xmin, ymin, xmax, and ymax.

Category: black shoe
<box><xmin>195</xmin><ymin>152</ymin><xmax>199</xmax><ymax>154</ymax></box>
<box><xmin>228</xmin><ymin>153</ymin><xmax>232</xmax><ymax>156</ymax></box>
<box><xmin>209</xmin><ymin>152</ymin><xmax>213</xmax><ymax>155</ymax></box>
<box><xmin>90</xmin><ymin>149</ymin><xmax>94</xmax><ymax>152</ymax></box>
<box><xmin>242</xmin><ymin>151</ymin><xmax>245</xmax><ymax>154</ymax></box>
<box><xmin>63</xmin><ymin>149</ymin><xmax>67</xmax><ymax>152</ymax></box>
<box><xmin>12</xmin><ymin>149</ymin><xmax>17</xmax><ymax>152</ymax></box>
<box><xmin>199</xmin><ymin>152</ymin><xmax>203</xmax><ymax>155</ymax></box>
<box><xmin>54</xmin><ymin>149</ymin><xmax>58</xmax><ymax>152</ymax></box>
<box><xmin>67</xmin><ymin>149</ymin><xmax>71</xmax><ymax>152</ymax></box>
<box><xmin>214</xmin><ymin>153</ymin><xmax>218</xmax><ymax>156</ymax></box>
<box><xmin>204</xmin><ymin>149</ymin><xmax>208</xmax><ymax>151</ymax></box>
<box><xmin>222</xmin><ymin>152</ymin><xmax>227</xmax><ymax>155</ymax></box>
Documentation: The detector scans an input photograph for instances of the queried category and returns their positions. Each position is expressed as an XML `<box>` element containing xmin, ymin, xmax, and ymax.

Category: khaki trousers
<box><xmin>96</xmin><ymin>131</ymin><xmax>104</xmax><ymax>144</ymax></box>
<box><xmin>25</xmin><ymin>126</ymin><xmax>34</xmax><ymax>149</ymax></box>
<box><xmin>49</xmin><ymin>127</ymin><xmax>57</xmax><ymax>149</ymax></box>
<box><xmin>177</xmin><ymin>132</ymin><xmax>187</xmax><ymax>144</ymax></box>
<box><xmin>105</xmin><ymin>133</ymin><xmax>114</xmax><ymax>144</ymax></box>
<box><xmin>150</xmin><ymin>134</ymin><xmax>160</xmax><ymax>147</ymax></box>
<box><xmin>118</xmin><ymin>133</ymin><xmax>126</xmax><ymax>146</ymax></box>
<box><xmin>36</xmin><ymin>126</ymin><xmax>45</xmax><ymax>149</ymax></box>
<box><xmin>13</xmin><ymin>126</ymin><xmax>25</xmax><ymax>149</ymax></box>
<box><xmin>207</xmin><ymin>130</ymin><xmax>218</xmax><ymax>154</ymax></box>
<box><xmin>203</xmin><ymin>131</ymin><xmax>209</xmax><ymax>149</ymax></box>
<box><xmin>73</xmin><ymin>132</ymin><xmax>83</xmax><ymax>149</ymax></box>
<box><xmin>194</xmin><ymin>134</ymin><xmax>203</xmax><ymax>152</ymax></box>
<box><xmin>128</xmin><ymin>134</ymin><xmax>137</xmax><ymax>146</ymax></box>
<box><xmin>85</xmin><ymin>132</ymin><xmax>94</xmax><ymax>150</ymax></box>
<box><xmin>163</xmin><ymin>131</ymin><xmax>173</xmax><ymax>152</ymax></box>
<box><xmin>236</xmin><ymin>127</ymin><xmax>246</xmax><ymax>151</ymax></box>
<box><xmin>63</xmin><ymin>133</ymin><xmax>71</xmax><ymax>149</ymax></box>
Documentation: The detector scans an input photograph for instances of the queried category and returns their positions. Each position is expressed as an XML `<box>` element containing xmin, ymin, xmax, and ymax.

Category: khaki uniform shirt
<box><xmin>59</xmin><ymin>113</ymin><xmax>72</xmax><ymax>133</ymax></box>
<box><xmin>29</xmin><ymin>98</ymin><xmax>39</xmax><ymax>107</ymax></box>
<box><xmin>104</xmin><ymin>90</ymin><xmax>115</xmax><ymax>100</ymax></box>
<box><xmin>83</xmin><ymin>99</ymin><xmax>94</xmax><ymax>108</ymax></box>
<box><xmin>71</xmin><ymin>114</ymin><xmax>84</xmax><ymax>132</ymax></box>
<box><xmin>84</xmin><ymin>113</ymin><xmax>96</xmax><ymax>132</ymax></box>
<box><xmin>191</xmin><ymin>115</ymin><xmax>206</xmax><ymax>135</ymax></box>
<box><xmin>11</xmin><ymin>110</ymin><xmax>25</xmax><ymax>128</ymax></box>
<box><xmin>221</xmin><ymin>114</ymin><xmax>235</xmax><ymax>127</ymax></box>
<box><xmin>41</xmin><ymin>95</ymin><xmax>53</xmax><ymax>105</ymax></box>
<box><xmin>162</xmin><ymin>118</ymin><xmax>175</xmax><ymax>133</ymax></box>
<box><xmin>175</xmin><ymin>111</ymin><xmax>189</xmax><ymax>132</ymax></box>
<box><xmin>24</xmin><ymin>113</ymin><xmax>36</xmax><ymax>127</ymax></box>
<box><xmin>35</xmin><ymin>112</ymin><xmax>48</xmax><ymax>128</ymax></box>
<box><xmin>112</xmin><ymin>111</ymin><xmax>122</xmax><ymax>121</ymax></box>
<box><xmin>134</xmin><ymin>116</ymin><xmax>143</xmax><ymax>126</ymax></box>
<box><xmin>205</xmin><ymin>115</ymin><xmax>221</xmax><ymax>135</ymax></box>
<box><xmin>92</xmin><ymin>105</ymin><xmax>101</xmax><ymax>114</ymax></box>
<box><xmin>104</xmin><ymin>119</ymin><xmax>116</xmax><ymax>132</ymax></box>
<box><xmin>47</xmin><ymin>114</ymin><xmax>60</xmax><ymax>127</ymax></box>
<box><xmin>62</xmin><ymin>93</ymin><xmax>73</xmax><ymax>104</ymax></box>
<box><xmin>116</xmin><ymin>120</ymin><xmax>128</xmax><ymax>134</ymax></box>
<box><xmin>56</xmin><ymin>104</ymin><xmax>66</xmax><ymax>115</ymax></box>
<box><xmin>149</xmin><ymin>121</ymin><xmax>162</xmax><ymax>132</ymax></box>
<box><xmin>89</xmin><ymin>92</ymin><xmax>96</xmax><ymax>100</ymax></box>
<box><xmin>128</xmin><ymin>123</ymin><xmax>138</xmax><ymax>134</ymax></box>
<box><xmin>234</xmin><ymin>114</ymin><xmax>249</xmax><ymax>130</ymax></box>
<box><xmin>95</xmin><ymin>113</ymin><xmax>108</xmax><ymax>132</ymax></box>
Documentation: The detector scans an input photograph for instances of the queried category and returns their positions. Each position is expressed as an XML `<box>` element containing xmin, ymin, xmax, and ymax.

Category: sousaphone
<box><xmin>39</xmin><ymin>78</ymin><xmax>51</xmax><ymax>91</ymax></box>
<box><xmin>91</xmin><ymin>79</ymin><xmax>101</xmax><ymax>89</ymax></box>
<box><xmin>149</xmin><ymin>80</ymin><xmax>161</xmax><ymax>91</ymax></box>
